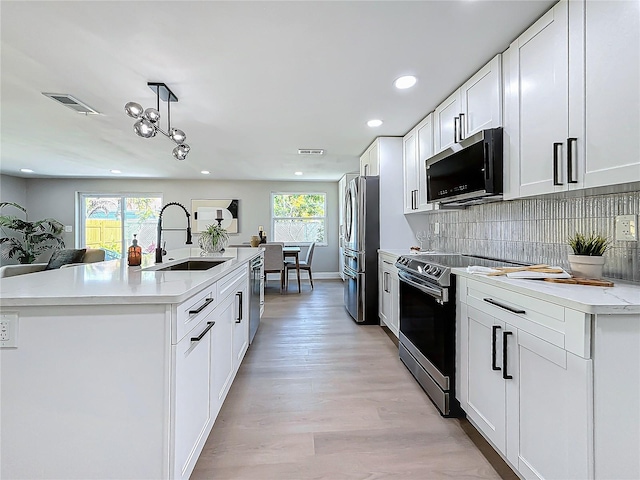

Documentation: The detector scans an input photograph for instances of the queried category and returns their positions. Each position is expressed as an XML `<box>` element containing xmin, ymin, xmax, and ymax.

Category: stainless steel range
<box><xmin>395</xmin><ymin>253</ymin><xmax>521</xmax><ymax>417</ymax></box>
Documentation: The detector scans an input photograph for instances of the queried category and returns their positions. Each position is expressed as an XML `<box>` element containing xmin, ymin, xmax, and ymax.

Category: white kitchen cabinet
<box><xmin>403</xmin><ymin>114</ymin><xmax>437</xmax><ymax>214</ymax></box>
<box><xmin>363</xmin><ymin>137</ymin><xmax>414</xmax><ymax>249</ymax></box>
<box><xmin>173</xmin><ymin>312</ymin><xmax>215</xmax><ymax>479</ymax></box>
<box><xmin>378</xmin><ymin>252</ymin><xmax>399</xmax><ymax>338</ymax></box>
<box><xmin>232</xmin><ymin>278</ymin><xmax>249</xmax><ymax>370</ymax></box>
<box><xmin>360</xmin><ymin>141</ymin><xmax>380</xmax><ymax>176</ymax></box>
<box><xmin>505</xmin><ymin>0</ymin><xmax>639</xmax><ymax>199</ymax></box>
<box><xmin>434</xmin><ymin>55</ymin><xmax>502</xmax><ymax>155</ymax></box>
<box><xmin>458</xmin><ymin>276</ymin><xmax>592</xmax><ymax>480</ymax></box>
<box><xmin>210</xmin><ymin>289</ymin><xmax>236</xmax><ymax>417</ymax></box>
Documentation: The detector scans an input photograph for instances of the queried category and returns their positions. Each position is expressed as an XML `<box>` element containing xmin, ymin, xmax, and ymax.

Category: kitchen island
<box><xmin>0</xmin><ymin>247</ymin><xmax>262</xmax><ymax>480</ymax></box>
<box><xmin>454</xmin><ymin>268</ymin><xmax>640</xmax><ymax>480</ymax></box>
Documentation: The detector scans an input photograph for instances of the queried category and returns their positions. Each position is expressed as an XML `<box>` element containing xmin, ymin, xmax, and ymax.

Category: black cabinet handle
<box><xmin>567</xmin><ymin>137</ymin><xmax>578</xmax><ymax>183</ymax></box>
<box><xmin>492</xmin><ymin>325</ymin><xmax>502</xmax><ymax>371</ymax></box>
<box><xmin>235</xmin><ymin>292</ymin><xmax>243</xmax><ymax>323</ymax></box>
<box><xmin>191</xmin><ymin>321</ymin><xmax>215</xmax><ymax>342</ymax></box>
<box><xmin>484</xmin><ymin>298</ymin><xmax>526</xmax><ymax>315</ymax></box>
<box><xmin>459</xmin><ymin>113</ymin><xmax>465</xmax><ymax>141</ymax></box>
<box><xmin>414</xmin><ymin>190</ymin><xmax>418</xmax><ymax>209</ymax></box>
<box><xmin>553</xmin><ymin>142</ymin><xmax>563</xmax><ymax>185</ymax></box>
<box><xmin>189</xmin><ymin>297</ymin><xmax>214</xmax><ymax>315</ymax></box>
<box><xmin>502</xmin><ymin>331</ymin><xmax>513</xmax><ymax>379</ymax></box>
<box><xmin>454</xmin><ymin>116</ymin><xmax>460</xmax><ymax>144</ymax></box>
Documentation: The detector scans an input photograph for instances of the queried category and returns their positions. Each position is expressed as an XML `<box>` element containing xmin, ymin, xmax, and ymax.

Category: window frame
<box><xmin>77</xmin><ymin>192</ymin><xmax>163</xmax><ymax>258</ymax></box>
<box><xmin>270</xmin><ymin>192</ymin><xmax>327</xmax><ymax>246</ymax></box>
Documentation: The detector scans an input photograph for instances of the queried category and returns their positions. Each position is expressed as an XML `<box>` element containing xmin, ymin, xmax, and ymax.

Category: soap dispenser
<box><xmin>127</xmin><ymin>234</ymin><xmax>142</xmax><ymax>266</ymax></box>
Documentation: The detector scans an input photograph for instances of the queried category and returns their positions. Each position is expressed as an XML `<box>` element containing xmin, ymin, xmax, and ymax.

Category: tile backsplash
<box><xmin>417</xmin><ymin>190</ymin><xmax>640</xmax><ymax>283</ymax></box>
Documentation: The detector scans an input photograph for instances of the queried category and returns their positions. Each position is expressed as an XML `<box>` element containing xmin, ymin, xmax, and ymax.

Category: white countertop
<box><xmin>379</xmin><ymin>249</ymin><xmax>443</xmax><ymax>257</ymax></box>
<box><xmin>0</xmin><ymin>247</ymin><xmax>261</xmax><ymax>307</ymax></box>
<box><xmin>453</xmin><ymin>267</ymin><xmax>640</xmax><ymax>315</ymax></box>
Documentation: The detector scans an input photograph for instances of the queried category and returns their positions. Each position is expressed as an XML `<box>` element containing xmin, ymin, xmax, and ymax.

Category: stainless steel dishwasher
<box><xmin>249</xmin><ymin>254</ymin><xmax>263</xmax><ymax>343</ymax></box>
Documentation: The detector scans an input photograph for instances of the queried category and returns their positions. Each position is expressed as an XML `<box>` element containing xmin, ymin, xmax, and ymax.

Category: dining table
<box><xmin>282</xmin><ymin>246</ymin><xmax>301</xmax><ymax>293</ymax></box>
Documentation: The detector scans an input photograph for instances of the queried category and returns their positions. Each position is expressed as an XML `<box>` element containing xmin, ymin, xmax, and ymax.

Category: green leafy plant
<box><xmin>0</xmin><ymin>202</ymin><xmax>65</xmax><ymax>264</ymax></box>
<box><xmin>567</xmin><ymin>232</ymin><xmax>611</xmax><ymax>256</ymax></box>
<box><xmin>198</xmin><ymin>223</ymin><xmax>229</xmax><ymax>252</ymax></box>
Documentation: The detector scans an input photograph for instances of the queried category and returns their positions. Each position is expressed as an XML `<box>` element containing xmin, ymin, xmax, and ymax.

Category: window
<box><xmin>271</xmin><ymin>193</ymin><xmax>326</xmax><ymax>245</ymax></box>
<box><xmin>79</xmin><ymin>194</ymin><xmax>162</xmax><ymax>260</ymax></box>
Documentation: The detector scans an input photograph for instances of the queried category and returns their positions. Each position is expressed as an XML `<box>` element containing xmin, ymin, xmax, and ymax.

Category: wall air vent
<box><xmin>42</xmin><ymin>93</ymin><xmax>101</xmax><ymax>115</ymax></box>
<box><xmin>297</xmin><ymin>149</ymin><xmax>324</xmax><ymax>155</ymax></box>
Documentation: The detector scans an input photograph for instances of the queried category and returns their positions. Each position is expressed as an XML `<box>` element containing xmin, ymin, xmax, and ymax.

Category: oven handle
<box><xmin>397</xmin><ymin>270</ymin><xmax>446</xmax><ymax>301</ymax></box>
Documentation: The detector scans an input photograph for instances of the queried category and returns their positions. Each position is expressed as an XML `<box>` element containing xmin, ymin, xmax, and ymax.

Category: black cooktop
<box><xmin>410</xmin><ymin>253</ymin><xmax>525</xmax><ymax>269</ymax></box>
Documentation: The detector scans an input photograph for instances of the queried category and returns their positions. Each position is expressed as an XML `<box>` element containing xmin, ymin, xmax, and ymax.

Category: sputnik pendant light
<box><xmin>124</xmin><ymin>82</ymin><xmax>190</xmax><ymax>160</ymax></box>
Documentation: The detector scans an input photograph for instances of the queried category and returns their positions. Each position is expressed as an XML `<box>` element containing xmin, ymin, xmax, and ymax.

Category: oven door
<box><xmin>397</xmin><ymin>269</ymin><xmax>457</xmax><ymax>415</ymax></box>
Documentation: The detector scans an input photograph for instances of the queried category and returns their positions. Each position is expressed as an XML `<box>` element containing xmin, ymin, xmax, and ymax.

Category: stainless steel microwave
<box><xmin>426</xmin><ymin>128</ymin><xmax>503</xmax><ymax>205</ymax></box>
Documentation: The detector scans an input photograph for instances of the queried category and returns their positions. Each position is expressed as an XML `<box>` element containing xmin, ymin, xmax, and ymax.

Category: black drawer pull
<box><xmin>236</xmin><ymin>292</ymin><xmax>243</xmax><ymax>323</ymax></box>
<box><xmin>503</xmin><ymin>331</ymin><xmax>513</xmax><ymax>379</ymax></box>
<box><xmin>191</xmin><ymin>321</ymin><xmax>215</xmax><ymax>343</ymax></box>
<box><xmin>189</xmin><ymin>297</ymin><xmax>214</xmax><ymax>315</ymax></box>
<box><xmin>483</xmin><ymin>298</ymin><xmax>525</xmax><ymax>315</ymax></box>
<box><xmin>492</xmin><ymin>325</ymin><xmax>502</xmax><ymax>371</ymax></box>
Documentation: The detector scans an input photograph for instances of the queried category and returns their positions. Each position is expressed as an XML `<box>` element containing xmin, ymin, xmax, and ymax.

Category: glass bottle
<box><xmin>127</xmin><ymin>234</ymin><xmax>142</xmax><ymax>266</ymax></box>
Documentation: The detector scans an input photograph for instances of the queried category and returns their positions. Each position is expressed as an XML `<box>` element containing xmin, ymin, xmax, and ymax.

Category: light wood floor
<box><xmin>192</xmin><ymin>279</ymin><xmax>510</xmax><ymax>479</ymax></box>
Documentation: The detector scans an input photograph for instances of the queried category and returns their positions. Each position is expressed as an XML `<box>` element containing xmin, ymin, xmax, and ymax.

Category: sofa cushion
<box><xmin>45</xmin><ymin>249</ymin><xmax>86</xmax><ymax>270</ymax></box>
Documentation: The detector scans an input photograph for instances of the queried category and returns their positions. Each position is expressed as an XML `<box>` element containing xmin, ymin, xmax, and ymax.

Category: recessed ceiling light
<box><xmin>367</xmin><ymin>119</ymin><xmax>383</xmax><ymax>127</ymax></box>
<box><xmin>394</xmin><ymin>75</ymin><xmax>417</xmax><ymax>89</ymax></box>
<box><xmin>294</xmin><ymin>171</ymin><xmax>303</xmax><ymax>176</ymax></box>
<box><xmin>201</xmin><ymin>170</ymin><xmax>210</xmax><ymax>175</ymax></box>
<box><xmin>110</xmin><ymin>169</ymin><xmax>121</xmax><ymax>174</ymax></box>
<box><xmin>20</xmin><ymin>168</ymin><xmax>34</xmax><ymax>173</ymax></box>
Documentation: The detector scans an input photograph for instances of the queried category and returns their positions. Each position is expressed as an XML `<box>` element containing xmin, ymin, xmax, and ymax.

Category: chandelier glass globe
<box><xmin>169</xmin><ymin>128</ymin><xmax>186</xmax><ymax>144</ymax></box>
<box><xmin>143</xmin><ymin>108</ymin><xmax>161</xmax><ymax>124</ymax></box>
<box><xmin>124</xmin><ymin>102</ymin><xmax>144</xmax><ymax>119</ymax></box>
<box><xmin>172</xmin><ymin>143</ymin><xmax>190</xmax><ymax>160</ymax></box>
<box><xmin>133</xmin><ymin>119</ymin><xmax>157</xmax><ymax>138</ymax></box>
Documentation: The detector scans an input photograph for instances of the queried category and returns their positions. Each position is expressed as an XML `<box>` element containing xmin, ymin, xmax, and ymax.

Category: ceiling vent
<box><xmin>42</xmin><ymin>93</ymin><xmax>101</xmax><ymax>115</ymax></box>
<box><xmin>297</xmin><ymin>149</ymin><xmax>324</xmax><ymax>155</ymax></box>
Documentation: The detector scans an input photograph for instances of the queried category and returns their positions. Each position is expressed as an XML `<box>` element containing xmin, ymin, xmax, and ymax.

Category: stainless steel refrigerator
<box><xmin>343</xmin><ymin>176</ymin><xmax>379</xmax><ymax>323</ymax></box>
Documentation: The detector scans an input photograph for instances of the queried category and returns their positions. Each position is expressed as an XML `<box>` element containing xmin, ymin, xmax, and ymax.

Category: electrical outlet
<box><xmin>434</xmin><ymin>222</ymin><xmax>440</xmax><ymax>235</ymax></box>
<box><xmin>0</xmin><ymin>313</ymin><xmax>19</xmax><ymax>348</ymax></box>
<box><xmin>64</xmin><ymin>225</ymin><xmax>73</xmax><ymax>233</ymax></box>
<box><xmin>615</xmin><ymin>215</ymin><xmax>638</xmax><ymax>241</ymax></box>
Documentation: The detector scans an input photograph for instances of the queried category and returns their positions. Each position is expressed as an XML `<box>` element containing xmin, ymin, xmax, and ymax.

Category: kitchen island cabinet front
<box><xmin>0</xmin><ymin>250</ymin><xmax>258</xmax><ymax>480</ymax></box>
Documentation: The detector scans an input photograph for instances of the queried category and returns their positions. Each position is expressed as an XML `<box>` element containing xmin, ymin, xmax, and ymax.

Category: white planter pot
<box><xmin>568</xmin><ymin>254</ymin><xmax>605</xmax><ymax>279</ymax></box>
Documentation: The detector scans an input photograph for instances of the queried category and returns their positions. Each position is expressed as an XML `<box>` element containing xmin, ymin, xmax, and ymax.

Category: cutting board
<box><xmin>544</xmin><ymin>277</ymin><xmax>614</xmax><ymax>287</ymax></box>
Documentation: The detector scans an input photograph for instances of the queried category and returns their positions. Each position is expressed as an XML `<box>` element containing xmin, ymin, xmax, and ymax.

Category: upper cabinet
<box><xmin>360</xmin><ymin>142</ymin><xmax>380</xmax><ymax>176</ymax></box>
<box><xmin>434</xmin><ymin>55</ymin><xmax>502</xmax><ymax>155</ymax></box>
<box><xmin>504</xmin><ymin>0</ymin><xmax>640</xmax><ymax>199</ymax></box>
<box><xmin>403</xmin><ymin>113</ymin><xmax>436</xmax><ymax>213</ymax></box>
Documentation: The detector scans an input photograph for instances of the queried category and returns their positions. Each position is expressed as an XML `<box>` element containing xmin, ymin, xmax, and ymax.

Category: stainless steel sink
<box><xmin>153</xmin><ymin>260</ymin><xmax>227</xmax><ymax>271</ymax></box>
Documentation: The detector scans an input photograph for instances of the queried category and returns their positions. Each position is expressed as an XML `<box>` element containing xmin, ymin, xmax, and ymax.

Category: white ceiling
<box><xmin>0</xmin><ymin>0</ymin><xmax>555</xmax><ymax>182</ymax></box>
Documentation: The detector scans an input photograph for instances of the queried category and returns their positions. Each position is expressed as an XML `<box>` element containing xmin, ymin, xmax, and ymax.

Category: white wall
<box><xmin>20</xmin><ymin>177</ymin><xmax>340</xmax><ymax>273</ymax></box>
<box><xmin>0</xmin><ymin>175</ymin><xmax>27</xmax><ymax>206</ymax></box>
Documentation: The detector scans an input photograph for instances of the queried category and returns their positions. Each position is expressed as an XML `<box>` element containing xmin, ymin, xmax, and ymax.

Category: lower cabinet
<box><xmin>458</xmin><ymin>276</ymin><xmax>592</xmax><ymax>480</ymax></box>
<box><xmin>378</xmin><ymin>252</ymin><xmax>399</xmax><ymax>338</ymax></box>
<box><xmin>174</xmin><ymin>313</ymin><xmax>215</xmax><ymax>479</ymax></box>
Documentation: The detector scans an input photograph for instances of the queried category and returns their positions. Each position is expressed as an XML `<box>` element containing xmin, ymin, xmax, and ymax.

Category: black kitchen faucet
<box><xmin>156</xmin><ymin>202</ymin><xmax>192</xmax><ymax>263</ymax></box>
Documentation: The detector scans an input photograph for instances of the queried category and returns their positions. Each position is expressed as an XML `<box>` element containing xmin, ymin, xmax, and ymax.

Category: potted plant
<box><xmin>198</xmin><ymin>223</ymin><xmax>229</xmax><ymax>253</ymax></box>
<box><xmin>567</xmin><ymin>232</ymin><xmax>611</xmax><ymax>279</ymax></box>
<box><xmin>0</xmin><ymin>202</ymin><xmax>65</xmax><ymax>264</ymax></box>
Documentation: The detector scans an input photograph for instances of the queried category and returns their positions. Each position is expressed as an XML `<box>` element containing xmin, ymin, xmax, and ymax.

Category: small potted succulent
<box><xmin>198</xmin><ymin>223</ymin><xmax>229</xmax><ymax>253</ymax></box>
<box><xmin>567</xmin><ymin>232</ymin><xmax>611</xmax><ymax>279</ymax></box>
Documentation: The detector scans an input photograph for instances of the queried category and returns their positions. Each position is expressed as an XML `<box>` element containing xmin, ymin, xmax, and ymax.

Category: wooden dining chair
<box><xmin>285</xmin><ymin>242</ymin><xmax>316</xmax><ymax>289</ymax></box>
<box><xmin>262</xmin><ymin>242</ymin><xmax>285</xmax><ymax>293</ymax></box>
